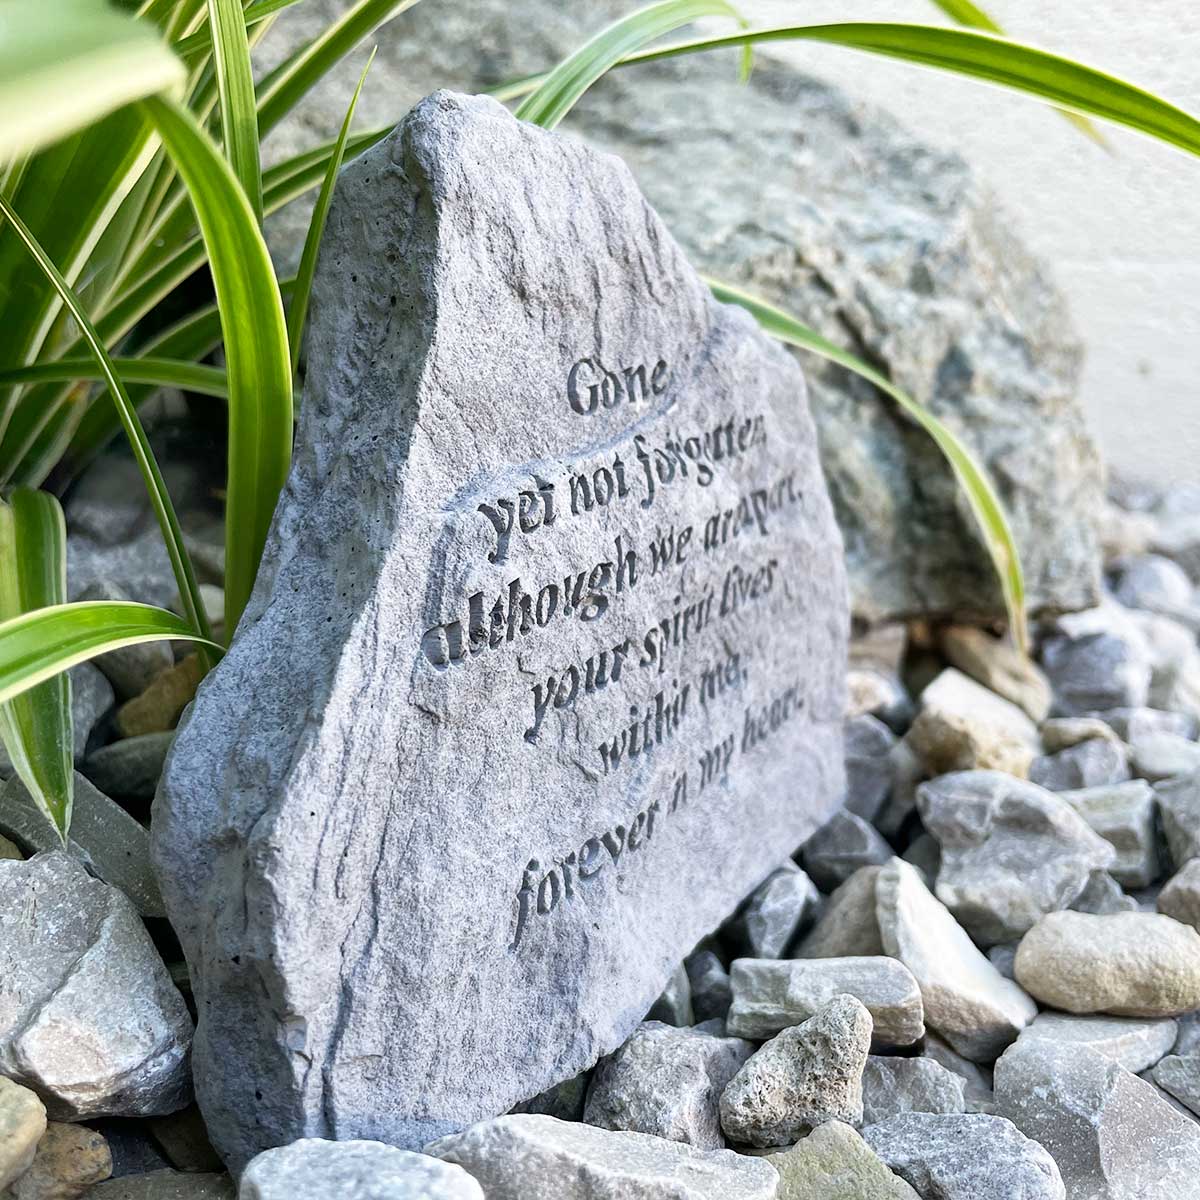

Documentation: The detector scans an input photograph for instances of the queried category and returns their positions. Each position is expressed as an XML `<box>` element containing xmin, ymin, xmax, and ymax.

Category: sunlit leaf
<box><xmin>207</xmin><ymin>0</ymin><xmax>263</xmax><ymax>220</ymax></box>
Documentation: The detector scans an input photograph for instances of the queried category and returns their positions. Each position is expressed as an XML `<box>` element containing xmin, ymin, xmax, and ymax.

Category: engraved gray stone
<box><xmin>860</xmin><ymin>1056</ymin><xmax>966</xmax><ymax>1125</ymax></box>
<box><xmin>153</xmin><ymin>92</ymin><xmax>847</xmax><ymax>1168</ymax></box>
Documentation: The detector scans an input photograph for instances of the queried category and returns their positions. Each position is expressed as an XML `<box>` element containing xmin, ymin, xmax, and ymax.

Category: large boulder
<box><xmin>258</xmin><ymin>0</ymin><xmax>1102</xmax><ymax>626</ymax></box>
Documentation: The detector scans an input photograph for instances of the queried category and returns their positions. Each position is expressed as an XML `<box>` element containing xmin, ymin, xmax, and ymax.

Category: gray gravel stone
<box><xmin>1029</xmin><ymin>740</ymin><xmax>1131</xmax><ymax>792</ymax></box>
<box><xmin>727</xmin><ymin>863</ymin><xmax>820</xmax><ymax>959</ymax></box>
<box><xmin>719</xmin><ymin>995</ymin><xmax>872</xmax><ymax>1147</ymax></box>
<box><xmin>1042</xmin><ymin>629</ymin><xmax>1152</xmax><ymax>716</ymax></box>
<box><xmin>795</xmin><ymin>866</ymin><xmax>883</xmax><ymax>959</ymax></box>
<box><xmin>583</xmin><ymin>1021</ymin><xmax>753</xmax><ymax>1149</ymax></box>
<box><xmin>154</xmin><ymin>92</ymin><xmax>848</xmax><ymax>1166</ymax></box>
<box><xmin>917</xmin><ymin>770</ymin><xmax>1115</xmax><ymax>945</ymax></box>
<box><xmin>939</xmin><ymin>627</ymin><xmax>1053</xmax><ymax>723</ymax></box>
<box><xmin>262</xmin><ymin>0</ymin><xmax>1102</xmax><ymax>627</ymax></box>
<box><xmin>802</xmin><ymin>811</ymin><xmax>893</xmax><ymax>893</ymax></box>
<box><xmin>1014</xmin><ymin>910</ymin><xmax>1200</xmax><ymax>1017</ymax></box>
<box><xmin>241</xmin><ymin>1139</ymin><xmax>483</xmax><ymax>1199</ymax></box>
<box><xmin>1158</xmin><ymin>858</ymin><xmax>1200</xmax><ymax>931</ymax></box>
<box><xmin>987</xmin><ymin>943</ymin><xmax>1018</xmax><ymax>980</ymax></box>
<box><xmin>875</xmin><ymin>859</ymin><xmax>1036</xmax><ymax>1062</ymax></box>
<box><xmin>754</xmin><ymin>1120</ymin><xmax>920</xmax><ymax>1199</ymax></box>
<box><xmin>1070</xmin><ymin>870</ymin><xmax>1139</xmax><ymax>915</ymax></box>
<box><xmin>1152</xmin><ymin>771</ymin><xmax>1200</xmax><ymax>868</ymax></box>
<box><xmin>995</xmin><ymin>1036</ymin><xmax>1200</xmax><ymax>1199</ymax></box>
<box><xmin>647</xmin><ymin>965</ymin><xmax>694</xmax><ymax>1028</ymax></box>
<box><xmin>726</xmin><ymin>958</ymin><xmax>924</xmax><ymax>1049</ymax></box>
<box><xmin>82</xmin><ymin>733</ymin><xmax>176</xmax><ymax>804</ymax></box>
<box><xmin>685</xmin><ymin>950</ymin><xmax>732</xmax><ymax>1024</ymax></box>
<box><xmin>86</xmin><ymin>1171</ymin><xmax>235</xmax><ymax>1198</ymax></box>
<box><xmin>1131</xmin><ymin>732</ymin><xmax>1200</xmax><ymax>781</ymax></box>
<box><xmin>860</xmin><ymin>1056</ymin><xmax>966</xmax><ymax>1125</ymax></box>
<box><xmin>844</xmin><ymin>715</ymin><xmax>898</xmax><ymax>823</ymax></box>
<box><xmin>428</xmin><ymin>1113</ymin><xmax>779</xmax><ymax>1198</ymax></box>
<box><xmin>0</xmin><ymin>852</ymin><xmax>191</xmax><ymax>1120</ymax></box>
<box><xmin>1059</xmin><ymin>780</ymin><xmax>1161</xmax><ymax>888</ymax></box>
<box><xmin>900</xmin><ymin>832</ymin><xmax>941</xmax><ymax>888</ymax></box>
<box><xmin>862</xmin><ymin>1112</ymin><xmax>1064</xmax><ymax>1200</ymax></box>
<box><xmin>922</xmin><ymin>1033</ymin><xmax>996</xmax><ymax>1114</ymax></box>
<box><xmin>1020</xmin><ymin>1012</ymin><xmax>1179</xmax><ymax>1073</ymax></box>
<box><xmin>0</xmin><ymin>771</ymin><xmax>165</xmax><ymax>918</ymax></box>
<box><xmin>510</xmin><ymin>1073</ymin><xmax>592</xmax><ymax>1124</ymax></box>
<box><xmin>1098</xmin><ymin>706</ymin><xmax>1196</xmax><ymax>742</ymax></box>
<box><xmin>908</xmin><ymin>670</ymin><xmax>1041</xmax><ymax>778</ymax></box>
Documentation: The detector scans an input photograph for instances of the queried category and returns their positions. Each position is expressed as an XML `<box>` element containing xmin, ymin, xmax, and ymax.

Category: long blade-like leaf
<box><xmin>0</xmin><ymin>490</ymin><xmax>73</xmax><ymax>838</ymax></box>
<box><xmin>0</xmin><ymin>192</ymin><xmax>213</xmax><ymax>650</ymax></box>
<box><xmin>207</xmin><ymin>0</ymin><xmax>263</xmax><ymax>221</ymax></box>
<box><xmin>708</xmin><ymin>278</ymin><xmax>1027</xmax><ymax>651</ymax></box>
<box><xmin>256</xmin><ymin>0</ymin><xmax>422</xmax><ymax>136</ymax></box>
<box><xmin>0</xmin><ymin>358</ymin><xmax>227</xmax><ymax>398</ymax></box>
<box><xmin>175</xmin><ymin>0</ymin><xmax>303</xmax><ymax>59</ymax></box>
<box><xmin>0</xmin><ymin>0</ymin><xmax>184</xmax><ymax>160</ymax></box>
<box><xmin>287</xmin><ymin>50</ymin><xmax>375</xmax><ymax>375</ymax></box>
<box><xmin>616</xmin><ymin>24</ymin><xmax>1200</xmax><ymax>158</ymax></box>
<box><xmin>0</xmin><ymin>601</ymin><xmax>222</xmax><ymax>706</ymax></box>
<box><xmin>141</xmin><ymin>96</ymin><xmax>293</xmax><ymax>638</ymax></box>
<box><xmin>515</xmin><ymin>0</ymin><xmax>744</xmax><ymax>131</ymax></box>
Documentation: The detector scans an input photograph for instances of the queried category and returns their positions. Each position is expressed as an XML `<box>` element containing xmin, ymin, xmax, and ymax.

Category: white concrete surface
<box><xmin>737</xmin><ymin>1</ymin><xmax>1200</xmax><ymax>484</ymax></box>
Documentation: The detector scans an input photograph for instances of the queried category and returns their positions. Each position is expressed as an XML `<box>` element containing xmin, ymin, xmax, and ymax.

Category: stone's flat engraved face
<box><xmin>152</xmin><ymin>92</ymin><xmax>848</xmax><ymax>1169</ymax></box>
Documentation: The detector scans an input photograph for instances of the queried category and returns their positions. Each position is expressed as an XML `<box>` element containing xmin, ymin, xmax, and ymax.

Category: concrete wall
<box><xmin>742</xmin><ymin>0</ymin><xmax>1200</xmax><ymax>484</ymax></box>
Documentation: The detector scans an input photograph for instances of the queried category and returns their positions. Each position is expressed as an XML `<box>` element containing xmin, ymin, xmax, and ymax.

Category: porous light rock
<box><xmin>795</xmin><ymin>867</ymin><xmax>883</xmax><ymax>959</ymax></box>
<box><xmin>1155</xmin><ymin>771</ymin><xmax>1200</xmax><ymax>868</ymax></box>
<box><xmin>0</xmin><ymin>852</ymin><xmax>191</xmax><ymax>1119</ymax></box>
<box><xmin>719</xmin><ymin>995</ymin><xmax>872</xmax><ymax>1147</ymax></box>
<box><xmin>801</xmin><ymin>811</ymin><xmax>892</xmax><ymax>893</ymax></box>
<box><xmin>726</xmin><ymin>957</ymin><xmax>923</xmax><ymax>1048</ymax></box>
<box><xmin>0</xmin><ymin>1077</ymin><xmax>46</xmax><ymax>1191</ymax></box>
<box><xmin>1014</xmin><ymin>910</ymin><xmax>1200</xmax><ymax>1017</ymax></box>
<box><xmin>1059</xmin><ymin>780</ymin><xmax>1161</xmax><ymax>888</ymax></box>
<box><xmin>908</xmin><ymin>670</ymin><xmax>1041</xmax><ymax>778</ymax></box>
<box><xmin>727</xmin><ymin>863</ymin><xmax>820</xmax><ymax>959</ymax></box>
<box><xmin>939</xmin><ymin>627</ymin><xmax>1052</xmax><ymax>722</ymax></box>
<box><xmin>756</xmin><ymin>1121</ymin><xmax>921</xmax><ymax>1199</ymax></box>
<box><xmin>875</xmin><ymin>859</ymin><xmax>1036</xmax><ymax>1062</ymax></box>
<box><xmin>861</xmin><ymin>1112</ymin><xmax>1064</xmax><ymax>1200</ymax></box>
<box><xmin>1158</xmin><ymin>858</ymin><xmax>1200</xmax><ymax>931</ymax></box>
<box><xmin>428</xmin><ymin>1114</ymin><xmax>779</xmax><ymax>1199</ymax></box>
<box><xmin>154</xmin><ymin>92</ymin><xmax>848</xmax><ymax>1166</ymax></box>
<box><xmin>263</xmin><ymin>0</ymin><xmax>1103</xmax><ymax>626</ymax></box>
<box><xmin>1029</xmin><ymin>740</ymin><xmax>1131</xmax><ymax>792</ymax></box>
<box><xmin>12</xmin><ymin>1122</ymin><xmax>112</xmax><ymax>1200</ymax></box>
<box><xmin>994</xmin><ymin>1036</ymin><xmax>1200</xmax><ymax>1199</ymax></box>
<box><xmin>860</xmin><ymin>1056</ymin><xmax>966</xmax><ymax>1125</ymax></box>
<box><xmin>917</xmin><ymin>770</ymin><xmax>1114</xmax><ymax>945</ymax></box>
<box><xmin>1020</xmin><ymin>1012</ymin><xmax>1179</xmax><ymax>1074</ymax></box>
<box><xmin>582</xmin><ymin>1021</ymin><xmax>753</xmax><ymax>1149</ymax></box>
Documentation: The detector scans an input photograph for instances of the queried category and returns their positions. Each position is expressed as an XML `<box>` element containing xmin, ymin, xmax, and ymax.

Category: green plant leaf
<box><xmin>0</xmin><ymin>0</ymin><xmax>184</xmax><ymax>161</ymax></box>
<box><xmin>175</xmin><ymin>0</ymin><xmax>304</xmax><ymax>59</ymax></box>
<box><xmin>207</xmin><ymin>0</ymin><xmax>263</xmax><ymax>221</ymax></box>
<box><xmin>708</xmin><ymin>278</ymin><xmax>1027</xmax><ymax>652</ymax></box>
<box><xmin>140</xmin><ymin>96</ymin><xmax>293</xmax><ymax>638</ymax></box>
<box><xmin>0</xmin><ymin>489</ymin><xmax>72</xmax><ymax>839</ymax></box>
<box><xmin>0</xmin><ymin>358</ymin><xmax>227</xmax><ymax>398</ymax></box>
<box><xmin>514</xmin><ymin>0</ymin><xmax>745</xmax><ymax>131</ymax></box>
<box><xmin>617</xmin><ymin>24</ymin><xmax>1200</xmax><ymax>158</ymax></box>
<box><xmin>287</xmin><ymin>50</ymin><xmax>375</xmax><ymax>376</ymax></box>
<box><xmin>256</xmin><ymin>0</ymin><xmax>422</xmax><ymax>137</ymax></box>
<box><xmin>0</xmin><ymin>193</ymin><xmax>213</xmax><ymax>654</ymax></box>
<box><xmin>0</xmin><ymin>601</ymin><xmax>222</xmax><ymax>707</ymax></box>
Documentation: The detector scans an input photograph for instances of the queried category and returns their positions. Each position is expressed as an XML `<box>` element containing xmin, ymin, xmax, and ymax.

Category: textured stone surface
<box><xmin>862</xmin><ymin>1113</ymin><xmax>1064</xmax><ymax>1200</ymax></box>
<box><xmin>875</xmin><ymin>859</ymin><xmax>1036</xmax><ymax>1062</ymax></box>
<box><xmin>1154</xmin><ymin>771</ymin><xmax>1200</xmax><ymax>868</ymax></box>
<box><xmin>795</xmin><ymin>866</ymin><xmax>883</xmax><ymax>959</ymax></box>
<box><xmin>908</xmin><ymin>670</ymin><xmax>1041</xmax><ymax>778</ymax></box>
<box><xmin>582</xmin><ymin>1021</ymin><xmax>752</xmax><ymax>1149</ymax></box>
<box><xmin>727</xmin><ymin>863</ymin><xmax>819</xmax><ymax>959</ymax></box>
<box><xmin>510</xmin><ymin>1073</ymin><xmax>591</xmax><ymax>1124</ymax></box>
<box><xmin>12</xmin><ymin>1122</ymin><xmax>111</xmax><ymax>1200</ymax></box>
<box><xmin>845</xmin><ymin>670</ymin><xmax>911</xmax><ymax>734</ymax></box>
<box><xmin>801</xmin><ymin>811</ymin><xmax>892</xmax><ymax>893</ymax></box>
<box><xmin>1014</xmin><ymin>910</ymin><xmax>1200</xmax><ymax>1017</ymax></box>
<box><xmin>0</xmin><ymin>772</ymin><xmax>164</xmax><ymax>918</ymax></box>
<box><xmin>1060</xmin><ymin>780</ymin><xmax>1160</xmax><ymax>888</ymax></box>
<box><xmin>84</xmin><ymin>1171</ymin><xmax>235</xmax><ymax>1199</ymax></box>
<box><xmin>922</xmin><ymin>1033</ymin><xmax>995</xmax><ymax>1114</ymax></box>
<box><xmin>1159</xmin><ymin>858</ymin><xmax>1200</xmax><ymax>930</ymax></box>
<box><xmin>726</xmin><ymin>957</ymin><xmax>923</xmax><ymax>1048</ymax></box>
<box><xmin>756</xmin><ymin>1121</ymin><xmax>920</xmax><ymax>1200</ymax></box>
<box><xmin>917</xmin><ymin>770</ymin><xmax>1114</xmax><ymax>945</ymax></box>
<box><xmin>428</xmin><ymin>1114</ymin><xmax>778</xmax><ymax>1199</ymax></box>
<box><xmin>262</xmin><ymin>0</ymin><xmax>1101</xmax><ymax>627</ymax></box>
<box><xmin>0</xmin><ymin>852</ymin><xmax>191</xmax><ymax>1119</ymax></box>
<box><xmin>719</xmin><ymin>995</ymin><xmax>872</xmax><ymax>1147</ymax></box>
<box><xmin>1149</xmin><ymin>1054</ymin><xmax>1200</xmax><ymax>1117</ymax></box>
<box><xmin>995</xmin><ymin>1036</ymin><xmax>1200</xmax><ymax>1200</ymax></box>
<box><xmin>241</xmin><ymin>1140</ymin><xmax>482</xmax><ymax>1200</ymax></box>
<box><xmin>1020</xmin><ymin>1013</ymin><xmax>1179</xmax><ymax>1073</ymax></box>
<box><xmin>860</xmin><ymin>1056</ymin><xmax>966</xmax><ymax>1125</ymax></box>
<box><xmin>1029</xmin><ymin>740</ymin><xmax>1131</xmax><ymax>792</ymax></box>
<box><xmin>0</xmin><ymin>1077</ymin><xmax>46</xmax><ymax>1190</ymax></box>
<box><xmin>154</xmin><ymin>93</ymin><xmax>847</xmax><ymax>1167</ymax></box>
<box><xmin>939</xmin><ymin>627</ymin><xmax>1053</xmax><ymax>722</ymax></box>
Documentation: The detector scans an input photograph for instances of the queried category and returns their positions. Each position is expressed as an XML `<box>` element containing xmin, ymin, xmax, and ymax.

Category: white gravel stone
<box><xmin>1099</xmin><ymin>706</ymin><xmax>1196</xmax><ymax>742</ymax></box>
<box><xmin>860</xmin><ymin>1056</ymin><xmax>966</xmax><ymax>1125</ymax></box>
<box><xmin>1059</xmin><ymin>780</ymin><xmax>1161</xmax><ymax>888</ymax></box>
<box><xmin>1029</xmin><ymin>740</ymin><xmax>1131</xmax><ymax>792</ymax></box>
<box><xmin>0</xmin><ymin>1077</ymin><xmax>46</xmax><ymax>1191</ymax></box>
<box><xmin>1019</xmin><ymin>1012</ymin><xmax>1178</xmax><ymax>1073</ymax></box>
<box><xmin>429</xmin><ymin>1113</ymin><xmax>779</xmax><ymax>1198</ymax></box>
<box><xmin>875</xmin><ymin>859</ymin><xmax>1036</xmax><ymax>1062</ymax></box>
<box><xmin>1132</xmin><ymin>732</ymin><xmax>1200</xmax><ymax>781</ymax></box>
<box><xmin>1014</xmin><ymin>910</ymin><xmax>1200</xmax><ymax>1017</ymax></box>
<box><xmin>939</xmin><ymin>627</ymin><xmax>1052</xmax><ymax>723</ymax></box>
<box><xmin>726</xmin><ymin>957</ymin><xmax>924</xmax><ymax>1048</ymax></box>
